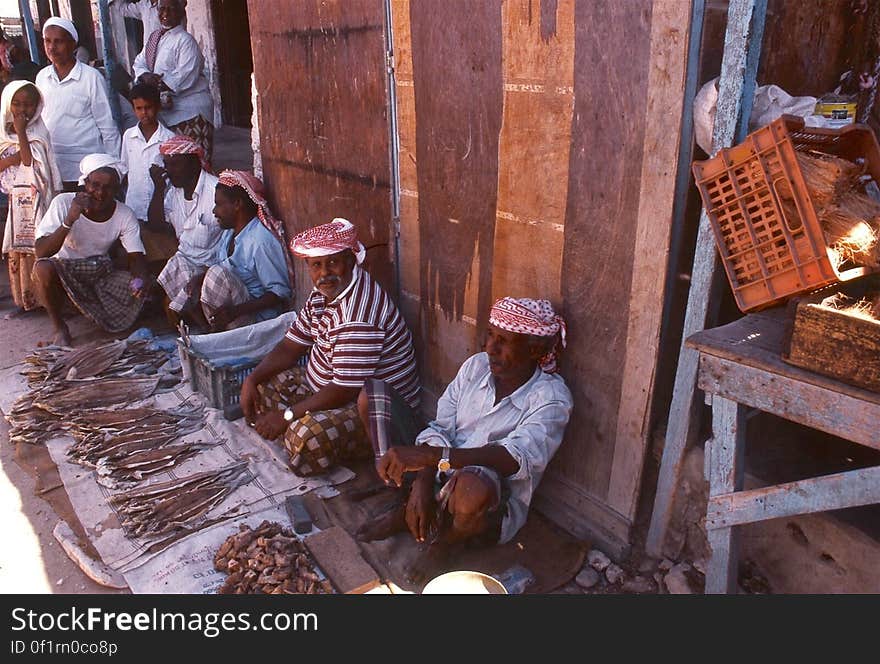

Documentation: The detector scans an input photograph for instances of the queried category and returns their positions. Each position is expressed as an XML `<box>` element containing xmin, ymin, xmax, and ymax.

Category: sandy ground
<box><xmin>0</xmin><ymin>299</ymin><xmax>132</xmax><ymax>594</ymax></box>
<box><xmin>0</xmin><ymin>126</ymin><xmax>252</xmax><ymax>594</ymax></box>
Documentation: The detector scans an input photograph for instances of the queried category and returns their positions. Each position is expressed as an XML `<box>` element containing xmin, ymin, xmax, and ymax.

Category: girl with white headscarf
<box><xmin>0</xmin><ymin>80</ymin><xmax>62</xmax><ymax>311</ymax></box>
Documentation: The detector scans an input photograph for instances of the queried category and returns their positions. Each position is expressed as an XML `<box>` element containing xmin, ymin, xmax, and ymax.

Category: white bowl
<box><xmin>422</xmin><ymin>571</ymin><xmax>508</xmax><ymax>594</ymax></box>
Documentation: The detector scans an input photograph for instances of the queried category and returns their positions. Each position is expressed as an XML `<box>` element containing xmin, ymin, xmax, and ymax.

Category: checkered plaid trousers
<box><xmin>256</xmin><ymin>367</ymin><xmax>370</xmax><ymax>476</ymax></box>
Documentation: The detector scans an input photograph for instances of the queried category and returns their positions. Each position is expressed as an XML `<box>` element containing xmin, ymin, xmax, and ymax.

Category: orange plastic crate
<box><xmin>692</xmin><ymin>114</ymin><xmax>880</xmax><ymax>312</ymax></box>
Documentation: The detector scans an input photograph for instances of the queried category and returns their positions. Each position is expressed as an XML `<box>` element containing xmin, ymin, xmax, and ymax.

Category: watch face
<box><xmin>283</xmin><ymin>408</ymin><xmax>294</xmax><ymax>422</ymax></box>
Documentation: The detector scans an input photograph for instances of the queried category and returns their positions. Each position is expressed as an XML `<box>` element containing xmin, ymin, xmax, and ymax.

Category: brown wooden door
<box><xmin>247</xmin><ymin>0</ymin><xmax>394</xmax><ymax>300</ymax></box>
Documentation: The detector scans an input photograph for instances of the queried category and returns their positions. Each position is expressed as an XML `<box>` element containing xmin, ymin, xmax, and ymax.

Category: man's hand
<box><xmin>240</xmin><ymin>375</ymin><xmax>261</xmax><ymax>424</ymax></box>
<box><xmin>149</xmin><ymin>164</ymin><xmax>166</xmax><ymax>187</ymax></box>
<box><xmin>376</xmin><ymin>446</ymin><xmax>440</xmax><ymax>487</ymax></box>
<box><xmin>254</xmin><ymin>411</ymin><xmax>287</xmax><ymax>441</ymax></box>
<box><xmin>208</xmin><ymin>305</ymin><xmax>237</xmax><ymax>331</ymax></box>
<box><xmin>67</xmin><ymin>192</ymin><xmax>93</xmax><ymax>224</ymax></box>
<box><xmin>406</xmin><ymin>472</ymin><xmax>436</xmax><ymax>543</ymax></box>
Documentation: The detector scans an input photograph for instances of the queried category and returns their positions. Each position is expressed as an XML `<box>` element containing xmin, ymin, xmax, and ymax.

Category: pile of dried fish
<box><xmin>67</xmin><ymin>403</ymin><xmax>205</xmax><ymax>466</ymax></box>
<box><xmin>96</xmin><ymin>441</ymin><xmax>218</xmax><ymax>486</ymax></box>
<box><xmin>22</xmin><ymin>339</ymin><xmax>173</xmax><ymax>386</ymax></box>
<box><xmin>214</xmin><ymin>521</ymin><xmax>333</xmax><ymax>595</ymax></box>
<box><xmin>8</xmin><ymin>338</ymin><xmax>178</xmax><ymax>446</ymax></box>
<box><xmin>109</xmin><ymin>461</ymin><xmax>252</xmax><ymax>539</ymax></box>
<box><xmin>7</xmin><ymin>394</ymin><xmax>65</xmax><ymax>445</ymax></box>
<box><xmin>33</xmin><ymin>376</ymin><xmax>162</xmax><ymax>416</ymax></box>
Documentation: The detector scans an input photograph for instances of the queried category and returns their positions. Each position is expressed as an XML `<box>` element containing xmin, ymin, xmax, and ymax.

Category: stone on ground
<box><xmin>587</xmin><ymin>549</ymin><xmax>611</xmax><ymax>571</ymax></box>
<box><xmin>575</xmin><ymin>567</ymin><xmax>600</xmax><ymax>589</ymax></box>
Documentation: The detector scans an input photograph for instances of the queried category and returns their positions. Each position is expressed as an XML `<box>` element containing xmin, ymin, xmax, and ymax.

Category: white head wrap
<box><xmin>42</xmin><ymin>17</ymin><xmax>78</xmax><ymax>44</ymax></box>
<box><xmin>78</xmin><ymin>153</ymin><xmax>127</xmax><ymax>186</ymax></box>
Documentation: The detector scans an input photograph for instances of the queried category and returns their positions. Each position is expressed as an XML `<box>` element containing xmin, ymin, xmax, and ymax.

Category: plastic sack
<box><xmin>183</xmin><ymin>310</ymin><xmax>298</xmax><ymax>364</ymax></box>
<box><xmin>693</xmin><ymin>77</ymin><xmax>818</xmax><ymax>154</ymax></box>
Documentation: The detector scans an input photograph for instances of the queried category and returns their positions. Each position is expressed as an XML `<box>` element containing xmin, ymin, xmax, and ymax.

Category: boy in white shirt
<box><xmin>121</xmin><ymin>83</ymin><xmax>175</xmax><ymax>265</ymax></box>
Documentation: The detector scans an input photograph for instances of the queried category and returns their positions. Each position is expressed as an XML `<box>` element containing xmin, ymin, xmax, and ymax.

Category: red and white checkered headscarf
<box><xmin>489</xmin><ymin>297</ymin><xmax>567</xmax><ymax>373</ymax></box>
<box><xmin>159</xmin><ymin>134</ymin><xmax>208</xmax><ymax>171</ymax></box>
<box><xmin>290</xmin><ymin>217</ymin><xmax>366</xmax><ymax>264</ymax></box>
<box><xmin>217</xmin><ymin>169</ymin><xmax>296</xmax><ymax>289</ymax></box>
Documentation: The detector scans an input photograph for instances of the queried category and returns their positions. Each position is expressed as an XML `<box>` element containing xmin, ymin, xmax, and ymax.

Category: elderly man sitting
<box><xmin>240</xmin><ymin>218</ymin><xmax>420</xmax><ymax>476</ymax></box>
<box><xmin>356</xmin><ymin>297</ymin><xmax>572</xmax><ymax>577</ymax></box>
<box><xmin>32</xmin><ymin>154</ymin><xmax>148</xmax><ymax>346</ymax></box>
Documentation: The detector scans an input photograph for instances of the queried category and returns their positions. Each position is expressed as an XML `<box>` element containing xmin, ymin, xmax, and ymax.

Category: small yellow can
<box><xmin>814</xmin><ymin>95</ymin><xmax>857</xmax><ymax>127</ymax></box>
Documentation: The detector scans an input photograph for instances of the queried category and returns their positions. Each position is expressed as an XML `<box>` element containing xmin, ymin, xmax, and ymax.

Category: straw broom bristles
<box><xmin>819</xmin><ymin>291</ymin><xmax>880</xmax><ymax>322</ymax></box>
<box><xmin>820</xmin><ymin>192</ymin><xmax>880</xmax><ymax>267</ymax></box>
<box><xmin>795</xmin><ymin>151</ymin><xmax>864</xmax><ymax>208</ymax></box>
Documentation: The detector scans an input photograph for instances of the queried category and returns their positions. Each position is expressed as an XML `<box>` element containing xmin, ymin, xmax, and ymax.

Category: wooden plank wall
<box><xmin>247</xmin><ymin>0</ymin><xmax>393</xmax><ymax>304</ymax></box>
<box><xmin>394</xmin><ymin>0</ymin><xmax>692</xmax><ymax>550</ymax></box>
<box><xmin>538</xmin><ymin>0</ymin><xmax>654</xmax><ymax>547</ymax></box>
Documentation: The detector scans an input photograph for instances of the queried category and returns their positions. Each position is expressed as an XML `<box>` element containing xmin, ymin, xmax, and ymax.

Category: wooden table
<box><xmin>686</xmin><ymin>308</ymin><xmax>880</xmax><ymax>593</ymax></box>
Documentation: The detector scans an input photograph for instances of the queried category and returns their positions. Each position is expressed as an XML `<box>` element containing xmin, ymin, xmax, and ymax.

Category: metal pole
<box><xmin>96</xmin><ymin>0</ymin><xmax>123</xmax><ymax>128</ymax></box>
<box><xmin>384</xmin><ymin>0</ymin><xmax>402</xmax><ymax>303</ymax></box>
<box><xmin>18</xmin><ymin>0</ymin><xmax>41</xmax><ymax>66</ymax></box>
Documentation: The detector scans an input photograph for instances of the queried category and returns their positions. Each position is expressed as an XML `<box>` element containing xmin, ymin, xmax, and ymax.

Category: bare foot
<box><xmin>52</xmin><ymin>325</ymin><xmax>73</xmax><ymax>347</ymax></box>
<box><xmin>356</xmin><ymin>501</ymin><xmax>407</xmax><ymax>542</ymax></box>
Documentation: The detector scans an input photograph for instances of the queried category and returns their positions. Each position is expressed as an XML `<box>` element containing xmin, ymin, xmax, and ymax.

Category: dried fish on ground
<box><xmin>6</xmin><ymin>396</ymin><xmax>64</xmax><ymax>445</ymax></box>
<box><xmin>34</xmin><ymin>376</ymin><xmax>161</xmax><ymax>415</ymax></box>
<box><xmin>69</xmin><ymin>402</ymin><xmax>202</xmax><ymax>434</ymax></box>
<box><xmin>48</xmin><ymin>340</ymin><xmax>127</xmax><ymax>381</ymax></box>
<box><xmin>214</xmin><ymin>521</ymin><xmax>333</xmax><ymax>595</ymax></box>
<box><xmin>7</xmin><ymin>342</ymin><xmax>180</xmax><ymax>447</ymax></box>
<box><xmin>109</xmin><ymin>462</ymin><xmax>252</xmax><ymax>539</ymax></box>
<box><xmin>23</xmin><ymin>339</ymin><xmax>172</xmax><ymax>386</ymax></box>
<box><xmin>96</xmin><ymin>440</ymin><xmax>221</xmax><ymax>487</ymax></box>
<box><xmin>66</xmin><ymin>404</ymin><xmax>206</xmax><ymax>466</ymax></box>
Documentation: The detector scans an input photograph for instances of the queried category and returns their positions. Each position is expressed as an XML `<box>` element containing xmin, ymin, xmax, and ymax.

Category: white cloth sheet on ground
<box><xmin>35</xmin><ymin>381</ymin><xmax>352</xmax><ymax>590</ymax></box>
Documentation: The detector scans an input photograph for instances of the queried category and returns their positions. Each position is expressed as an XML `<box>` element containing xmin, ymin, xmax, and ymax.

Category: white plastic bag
<box><xmin>693</xmin><ymin>77</ymin><xmax>818</xmax><ymax>153</ymax></box>
<box><xmin>693</xmin><ymin>77</ymin><xmax>720</xmax><ymax>155</ymax></box>
<box><xmin>185</xmin><ymin>311</ymin><xmax>298</xmax><ymax>363</ymax></box>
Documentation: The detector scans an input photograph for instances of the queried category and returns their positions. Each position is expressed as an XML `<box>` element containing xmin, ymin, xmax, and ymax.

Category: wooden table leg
<box><xmin>705</xmin><ymin>395</ymin><xmax>746</xmax><ymax>594</ymax></box>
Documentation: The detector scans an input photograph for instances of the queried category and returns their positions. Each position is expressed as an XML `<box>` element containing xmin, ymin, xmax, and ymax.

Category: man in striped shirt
<box><xmin>240</xmin><ymin>218</ymin><xmax>420</xmax><ymax>476</ymax></box>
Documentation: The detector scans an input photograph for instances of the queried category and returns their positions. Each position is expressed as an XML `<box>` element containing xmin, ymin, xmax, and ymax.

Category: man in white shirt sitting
<box><xmin>145</xmin><ymin>134</ymin><xmax>222</xmax><ymax>326</ymax></box>
<box><xmin>35</xmin><ymin>18</ymin><xmax>121</xmax><ymax>189</ymax></box>
<box><xmin>357</xmin><ymin>297</ymin><xmax>573</xmax><ymax>580</ymax></box>
<box><xmin>32</xmin><ymin>154</ymin><xmax>148</xmax><ymax>346</ymax></box>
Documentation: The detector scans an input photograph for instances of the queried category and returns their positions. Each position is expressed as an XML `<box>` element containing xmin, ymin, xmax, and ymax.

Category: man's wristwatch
<box><xmin>283</xmin><ymin>408</ymin><xmax>295</xmax><ymax>422</ymax></box>
<box><xmin>437</xmin><ymin>447</ymin><xmax>452</xmax><ymax>473</ymax></box>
